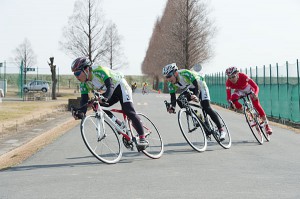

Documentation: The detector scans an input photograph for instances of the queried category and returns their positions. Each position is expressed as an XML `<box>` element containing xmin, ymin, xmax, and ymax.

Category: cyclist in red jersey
<box><xmin>225</xmin><ymin>66</ymin><xmax>272</xmax><ymax>135</ymax></box>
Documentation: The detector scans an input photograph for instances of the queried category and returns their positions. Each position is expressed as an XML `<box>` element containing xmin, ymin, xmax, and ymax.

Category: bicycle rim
<box><xmin>209</xmin><ymin>111</ymin><xmax>231</xmax><ymax>149</ymax></box>
<box><xmin>132</xmin><ymin>113</ymin><xmax>164</xmax><ymax>159</ymax></box>
<box><xmin>244</xmin><ymin>108</ymin><xmax>263</xmax><ymax>144</ymax></box>
<box><xmin>81</xmin><ymin>115</ymin><xmax>122</xmax><ymax>164</ymax></box>
<box><xmin>256</xmin><ymin>114</ymin><xmax>271</xmax><ymax>142</ymax></box>
<box><xmin>178</xmin><ymin>109</ymin><xmax>207</xmax><ymax>152</ymax></box>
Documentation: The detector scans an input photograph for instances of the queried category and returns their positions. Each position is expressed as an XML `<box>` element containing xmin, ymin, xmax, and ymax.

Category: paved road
<box><xmin>1</xmin><ymin>93</ymin><xmax>299</xmax><ymax>199</ymax></box>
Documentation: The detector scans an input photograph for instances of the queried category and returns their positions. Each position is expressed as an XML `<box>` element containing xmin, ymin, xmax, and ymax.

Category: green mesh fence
<box><xmin>206</xmin><ymin>60</ymin><xmax>300</xmax><ymax>123</ymax></box>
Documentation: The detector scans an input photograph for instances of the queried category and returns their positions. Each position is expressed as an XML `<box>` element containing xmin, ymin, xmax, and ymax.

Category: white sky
<box><xmin>0</xmin><ymin>0</ymin><xmax>300</xmax><ymax>75</ymax></box>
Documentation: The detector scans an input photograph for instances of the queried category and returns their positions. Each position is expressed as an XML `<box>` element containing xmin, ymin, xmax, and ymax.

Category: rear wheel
<box><xmin>256</xmin><ymin>113</ymin><xmax>270</xmax><ymax>142</ymax></box>
<box><xmin>178</xmin><ymin>109</ymin><xmax>207</xmax><ymax>152</ymax></box>
<box><xmin>207</xmin><ymin>111</ymin><xmax>231</xmax><ymax>149</ymax></box>
<box><xmin>81</xmin><ymin>115</ymin><xmax>122</xmax><ymax>164</ymax></box>
<box><xmin>129</xmin><ymin>113</ymin><xmax>164</xmax><ymax>159</ymax></box>
<box><xmin>244</xmin><ymin>107</ymin><xmax>263</xmax><ymax>144</ymax></box>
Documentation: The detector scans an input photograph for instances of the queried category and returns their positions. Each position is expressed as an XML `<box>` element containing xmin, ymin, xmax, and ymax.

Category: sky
<box><xmin>0</xmin><ymin>0</ymin><xmax>300</xmax><ymax>75</ymax></box>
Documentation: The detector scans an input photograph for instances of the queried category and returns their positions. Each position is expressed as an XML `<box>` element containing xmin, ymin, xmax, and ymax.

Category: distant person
<box><xmin>70</xmin><ymin>57</ymin><xmax>149</xmax><ymax>149</ymax></box>
<box><xmin>0</xmin><ymin>88</ymin><xmax>4</xmax><ymax>102</ymax></box>
<box><xmin>131</xmin><ymin>82</ymin><xmax>137</xmax><ymax>93</ymax></box>
<box><xmin>142</xmin><ymin>82</ymin><xmax>148</xmax><ymax>94</ymax></box>
<box><xmin>225</xmin><ymin>66</ymin><xmax>272</xmax><ymax>135</ymax></box>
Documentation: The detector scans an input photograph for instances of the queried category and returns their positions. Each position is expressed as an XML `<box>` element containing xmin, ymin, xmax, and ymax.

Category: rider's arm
<box><xmin>170</xmin><ymin>93</ymin><xmax>176</xmax><ymax>107</ymax></box>
<box><xmin>225</xmin><ymin>80</ymin><xmax>232</xmax><ymax>101</ymax></box>
<box><xmin>80</xmin><ymin>94</ymin><xmax>89</xmax><ymax>114</ymax></box>
<box><xmin>102</xmin><ymin>77</ymin><xmax>115</xmax><ymax>100</ymax></box>
<box><xmin>192</xmin><ymin>79</ymin><xmax>199</xmax><ymax>96</ymax></box>
<box><xmin>248</xmin><ymin>78</ymin><xmax>259</xmax><ymax>96</ymax></box>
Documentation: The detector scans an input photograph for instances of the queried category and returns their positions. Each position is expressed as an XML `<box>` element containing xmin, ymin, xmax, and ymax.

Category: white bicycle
<box><xmin>71</xmin><ymin>91</ymin><xmax>164</xmax><ymax>164</ymax></box>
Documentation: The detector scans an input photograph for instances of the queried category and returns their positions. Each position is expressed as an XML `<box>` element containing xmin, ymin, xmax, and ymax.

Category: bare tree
<box><xmin>142</xmin><ymin>0</ymin><xmax>215</xmax><ymax>77</ymax></box>
<box><xmin>171</xmin><ymin>0</ymin><xmax>216</xmax><ymax>69</ymax></box>
<box><xmin>101</xmin><ymin>21</ymin><xmax>127</xmax><ymax>70</ymax></box>
<box><xmin>48</xmin><ymin>57</ymin><xmax>57</xmax><ymax>100</ymax></box>
<box><xmin>13</xmin><ymin>38</ymin><xmax>37</xmax><ymax>84</ymax></box>
<box><xmin>60</xmin><ymin>0</ymin><xmax>107</xmax><ymax>64</ymax></box>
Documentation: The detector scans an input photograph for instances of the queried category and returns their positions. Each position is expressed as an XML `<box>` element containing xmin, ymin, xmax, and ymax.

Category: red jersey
<box><xmin>226</xmin><ymin>73</ymin><xmax>259</xmax><ymax>100</ymax></box>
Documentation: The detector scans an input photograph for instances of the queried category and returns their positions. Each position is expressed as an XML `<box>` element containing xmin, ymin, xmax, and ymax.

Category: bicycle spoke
<box><xmin>178</xmin><ymin>109</ymin><xmax>207</xmax><ymax>152</ymax></box>
<box><xmin>81</xmin><ymin>115</ymin><xmax>122</xmax><ymax>164</ymax></box>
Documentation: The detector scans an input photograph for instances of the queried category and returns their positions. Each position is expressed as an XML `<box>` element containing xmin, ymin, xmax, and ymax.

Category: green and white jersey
<box><xmin>167</xmin><ymin>69</ymin><xmax>210</xmax><ymax>101</ymax></box>
<box><xmin>79</xmin><ymin>65</ymin><xmax>124</xmax><ymax>94</ymax></box>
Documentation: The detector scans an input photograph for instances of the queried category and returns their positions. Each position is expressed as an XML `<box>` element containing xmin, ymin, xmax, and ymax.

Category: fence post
<box><xmin>269</xmin><ymin>64</ymin><xmax>272</xmax><ymax>117</ymax></box>
<box><xmin>297</xmin><ymin>59</ymin><xmax>300</xmax><ymax>120</ymax></box>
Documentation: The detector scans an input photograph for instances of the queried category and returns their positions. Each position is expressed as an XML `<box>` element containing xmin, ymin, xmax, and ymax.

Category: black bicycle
<box><xmin>164</xmin><ymin>92</ymin><xmax>231</xmax><ymax>151</ymax></box>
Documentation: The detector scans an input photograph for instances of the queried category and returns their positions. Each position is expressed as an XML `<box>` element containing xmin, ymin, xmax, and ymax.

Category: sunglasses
<box><xmin>74</xmin><ymin>70</ymin><xmax>83</xmax><ymax>77</ymax></box>
<box><xmin>228</xmin><ymin>74</ymin><xmax>237</xmax><ymax>79</ymax></box>
<box><xmin>166</xmin><ymin>72</ymin><xmax>174</xmax><ymax>78</ymax></box>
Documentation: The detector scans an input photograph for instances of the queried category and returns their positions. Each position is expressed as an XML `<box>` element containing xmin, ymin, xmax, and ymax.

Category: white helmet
<box><xmin>162</xmin><ymin>63</ymin><xmax>178</xmax><ymax>76</ymax></box>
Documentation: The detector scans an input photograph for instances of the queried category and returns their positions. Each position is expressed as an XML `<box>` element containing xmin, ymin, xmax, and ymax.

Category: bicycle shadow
<box><xmin>1</xmin><ymin>158</ymin><xmax>101</xmax><ymax>172</ymax></box>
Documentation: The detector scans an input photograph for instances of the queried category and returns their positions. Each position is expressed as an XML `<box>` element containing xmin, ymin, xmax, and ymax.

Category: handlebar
<box><xmin>164</xmin><ymin>100</ymin><xmax>176</xmax><ymax>114</ymax></box>
<box><xmin>71</xmin><ymin>90</ymin><xmax>109</xmax><ymax>112</ymax></box>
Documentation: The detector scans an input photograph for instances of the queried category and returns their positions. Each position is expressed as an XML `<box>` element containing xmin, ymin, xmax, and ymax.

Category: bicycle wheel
<box><xmin>243</xmin><ymin>107</ymin><xmax>263</xmax><ymax>144</ymax></box>
<box><xmin>207</xmin><ymin>111</ymin><xmax>231</xmax><ymax>149</ymax></box>
<box><xmin>178</xmin><ymin>109</ymin><xmax>207</xmax><ymax>152</ymax></box>
<box><xmin>130</xmin><ymin>113</ymin><xmax>164</xmax><ymax>159</ymax></box>
<box><xmin>81</xmin><ymin>115</ymin><xmax>122</xmax><ymax>164</ymax></box>
<box><xmin>255</xmin><ymin>112</ymin><xmax>271</xmax><ymax>142</ymax></box>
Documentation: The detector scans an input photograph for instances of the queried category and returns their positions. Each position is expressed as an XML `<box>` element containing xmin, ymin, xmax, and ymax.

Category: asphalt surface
<box><xmin>0</xmin><ymin>92</ymin><xmax>300</xmax><ymax>199</ymax></box>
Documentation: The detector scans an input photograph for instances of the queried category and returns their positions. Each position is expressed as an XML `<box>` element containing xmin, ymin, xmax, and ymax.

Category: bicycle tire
<box><xmin>243</xmin><ymin>107</ymin><xmax>264</xmax><ymax>144</ymax></box>
<box><xmin>178</xmin><ymin>109</ymin><xmax>207</xmax><ymax>152</ymax></box>
<box><xmin>255</xmin><ymin>111</ymin><xmax>270</xmax><ymax>142</ymax></box>
<box><xmin>130</xmin><ymin>113</ymin><xmax>164</xmax><ymax>159</ymax></box>
<box><xmin>81</xmin><ymin>115</ymin><xmax>122</xmax><ymax>164</ymax></box>
<box><xmin>207</xmin><ymin>111</ymin><xmax>232</xmax><ymax>149</ymax></box>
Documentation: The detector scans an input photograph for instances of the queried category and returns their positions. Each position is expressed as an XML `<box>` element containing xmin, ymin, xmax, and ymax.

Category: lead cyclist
<box><xmin>162</xmin><ymin>63</ymin><xmax>227</xmax><ymax>141</ymax></box>
<box><xmin>70</xmin><ymin>57</ymin><xmax>149</xmax><ymax>149</ymax></box>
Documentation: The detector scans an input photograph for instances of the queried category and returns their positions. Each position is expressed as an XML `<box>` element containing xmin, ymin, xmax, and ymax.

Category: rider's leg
<box><xmin>201</xmin><ymin>100</ymin><xmax>222</xmax><ymax>130</ymax></box>
<box><xmin>201</xmin><ymin>100</ymin><xmax>227</xmax><ymax>139</ymax></box>
<box><xmin>251</xmin><ymin>98</ymin><xmax>272</xmax><ymax>135</ymax></box>
<box><xmin>121</xmin><ymin>102</ymin><xmax>149</xmax><ymax>145</ymax></box>
<box><xmin>231</xmin><ymin>93</ymin><xmax>243</xmax><ymax>110</ymax></box>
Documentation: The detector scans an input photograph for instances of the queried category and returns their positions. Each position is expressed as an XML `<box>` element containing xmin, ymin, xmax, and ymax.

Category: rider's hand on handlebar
<box><xmin>167</xmin><ymin>106</ymin><xmax>175</xmax><ymax>114</ymax></box>
<box><xmin>190</xmin><ymin>94</ymin><xmax>199</xmax><ymax>102</ymax></box>
<box><xmin>71</xmin><ymin>108</ymin><xmax>85</xmax><ymax>120</ymax></box>
<box><xmin>97</xmin><ymin>95</ymin><xmax>108</xmax><ymax>105</ymax></box>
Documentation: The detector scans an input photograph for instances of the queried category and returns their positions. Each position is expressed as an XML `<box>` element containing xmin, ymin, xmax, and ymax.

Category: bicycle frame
<box><xmin>78</xmin><ymin>91</ymin><xmax>163</xmax><ymax>163</ymax></box>
<box><xmin>92</xmin><ymin>102</ymin><xmax>134</xmax><ymax>144</ymax></box>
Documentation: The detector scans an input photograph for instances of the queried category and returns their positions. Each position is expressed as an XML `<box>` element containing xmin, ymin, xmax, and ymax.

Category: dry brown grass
<box><xmin>0</xmin><ymin>88</ymin><xmax>80</xmax><ymax>136</ymax></box>
<box><xmin>0</xmin><ymin>88</ymin><xmax>82</xmax><ymax>170</ymax></box>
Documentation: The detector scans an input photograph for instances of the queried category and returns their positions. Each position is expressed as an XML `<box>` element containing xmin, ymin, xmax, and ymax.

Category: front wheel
<box><xmin>178</xmin><ymin>109</ymin><xmax>207</xmax><ymax>152</ymax></box>
<box><xmin>81</xmin><ymin>115</ymin><xmax>122</xmax><ymax>164</ymax></box>
<box><xmin>207</xmin><ymin>111</ymin><xmax>231</xmax><ymax>149</ymax></box>
<box><xmin>244</xmin><ymin>107</ymin><xmax>264</xmax><ymax>144</ymax></box>
<box><xmin>129</xmin><ymin>113</ymin><xmax>164</xmax><ymax>159</ymax></box>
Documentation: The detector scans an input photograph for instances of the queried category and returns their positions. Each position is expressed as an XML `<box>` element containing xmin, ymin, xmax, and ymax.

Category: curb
<box><xmin>0</xmin><ymin>116</ymin><xmax>80</xmax><ymax>170</ymax></box>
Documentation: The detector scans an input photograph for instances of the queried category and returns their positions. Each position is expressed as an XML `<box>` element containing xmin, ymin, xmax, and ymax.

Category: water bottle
<box><xmin>195</xmin><ymin>110</ymin><xmax>204</xmax><ymax>121</ymax></box>
<box><xmin>111</xmin><ymin>115</ymin><xmax>125</xmax><ymax>130</ymax></box>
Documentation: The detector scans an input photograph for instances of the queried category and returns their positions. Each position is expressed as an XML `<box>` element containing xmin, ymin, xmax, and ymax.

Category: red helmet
<box><xmin>71</xmin><ymin>57</ymin><xmax>91</xmax><ymax>72</ymax></box>
<box><xmin>225</xmin><ymin>66</ymin><xmax>238</xmax><ymax>76</ymax></box>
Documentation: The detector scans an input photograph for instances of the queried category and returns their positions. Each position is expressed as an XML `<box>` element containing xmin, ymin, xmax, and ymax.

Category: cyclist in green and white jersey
<box><xmin>71</xmin><ymin>57</ymin><xmax>148</xmax><ymax>148</ymax></box>
<box><xmin>162</xmin><ymin>63</ymin><xmax>226</xmax><ymax>140</ymax></box>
